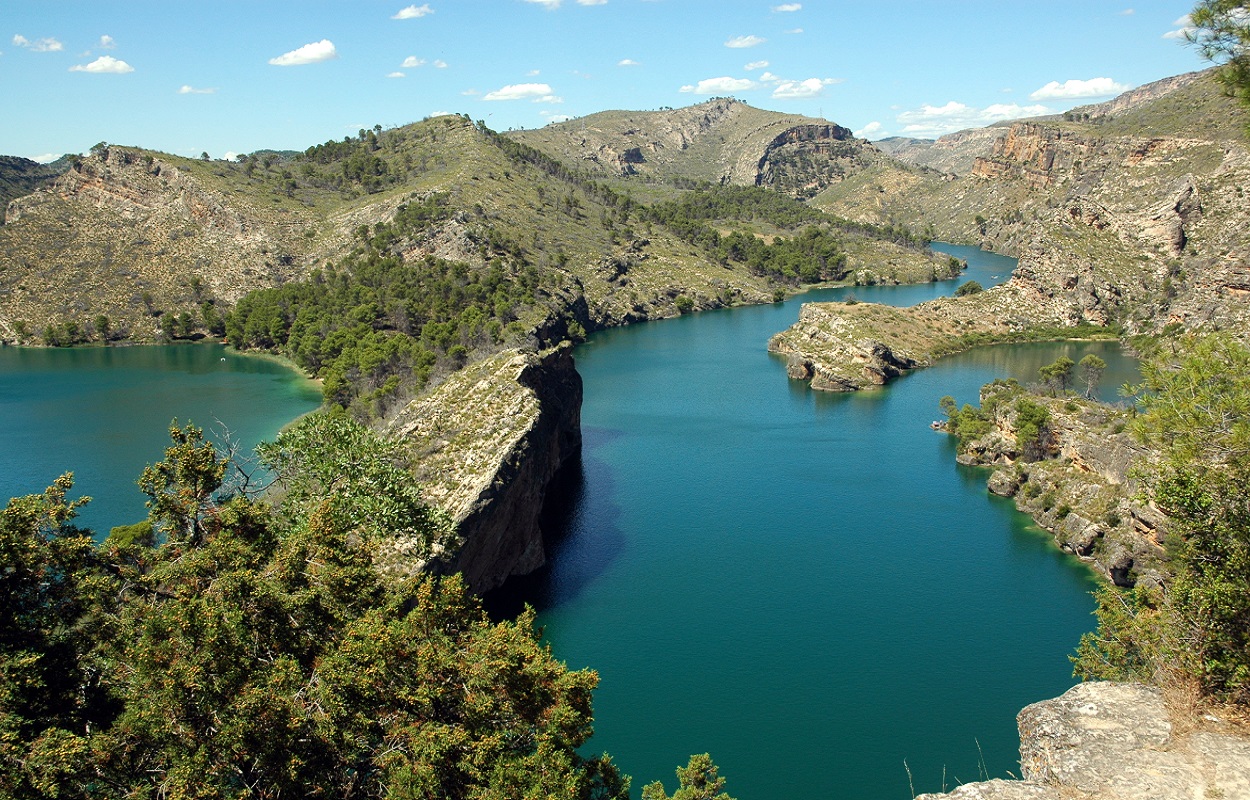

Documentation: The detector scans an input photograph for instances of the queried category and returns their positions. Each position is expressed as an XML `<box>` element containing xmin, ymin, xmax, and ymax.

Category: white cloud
<box><xmin>392</xmin><ymin>4</ymin><xmax>434</xmax><ymax>19</ymax></box>
<box><xmin>1120</xmin><ymin>8</ymin><xmax>1134</xmax><ymax>15</ymax></box>
<box><xmin>223</xmin><ymin>151</ymin><xmax>238</xmax><ymax>161</ymax></box>
<box><xmin>178</xmin><ymin>84</ymin><xmax>217</xmax><ymax>94</ymax></box>
<box><xmin>527</xmin><ymin>69</ymin><xmax>541</xmax><ymax>76</ymax></box>
<box><xmin>854</xmin><ymin>121</ymin><xmax>883</xmax><ymax>138</ymax></box>
<box><xmin>773</xmin><ymin>3</ymin><xmax>802</xmax><ymax>10</ymax></box>
<box><xmin>618</xmin><ymin>58</ymin><xmax>640</xmax><ymax>66</ymax></box>
<box><xmin>483</xmin><ymin>82</ymin><xmax>555</xmax><ymax>100</ymax></box>
<box><xmin>461</xmin><ymin>88</ymin><xmax>480</xmax><ymax>96</ymax></box>
<box><xmin>536</xmin><ymin>94</ymin><xmax>564</xmax><ymax>103</ymax></box>
<box><xmin>525</xmin><ymin>0</ymin><xmax>562</xmax><ymax>7</ymax></box>
<box><xmin>12</xmin><ymin>34</ymin><xmax>64</xmax><ymax>52</ymax></box>
<box><xmin>544</xmin><ymin>114</ymin><xmax>575</xmax><ymax>123</ymax></box>
<box><xmin>785</xmin><ymin>27</ymin><xmax>803</xmax><ymax>34</ymax></box>
<box><xmin>577</xmin><ymin>0</ymin><xmax>608</xmax><ymax>4</ymax></box>
<box><xmin>433</xmin><ymin>59</ymin><xmax>448</xmax><ymax>68</ymax></box>
<box><xmin>771</xmin><ymin>77</ymin><xmax>839</xmax><ymax>99</ymax></box>
<box><xmin>30</xmin><ymin>153</ymin><xmax>62</xmax><ymax>164</ymax></box>
<box><xmin>1164</xmin><ymin>14</ymin><xmax>1194</xmax><ymax>39</ymax></box>
<box><xmin>70</xmin><ymin>55</ymin><xmax>134</xmax><ymax>73</ymax></box>
<box><xmin>1029</xmin><ymin>77</ymin><xmax>1130</xmax><ymax>100</ymax></box>
<box><xmin>758</xmin><ymin>71</ymin><xmax>779</xmax><ymax>82</ymax></box>
<box><xmin>725</xmin><ymin>35</ymin><xmax>765</xmax><ymax>48</ymax></box>
<box><xmin>896</xmin><ymin>100</ymin><xmax>1050</xmax><ymax>138</ymax></box>
<box><xmin>387</xmin><ymin>71</ymin><xmax>406</xmax><ymax>78</ymax></box>
<box><xmin>745</xmin><ymin>60</ymin><xmax>769</xmax><ymax>70</ymax></box>
<box><xmin>268</xmin><ymin>39</ymin><xmax>337</xmax><ymax>66</ymax></box>
<box><xmin>679</xmin><ymin>76</ymin><xmax>759</xmax><ymax>94</ymax></box>
<box><xmin>402</xmin><ymin>56</ymin><xmax>426</xmax><ymax>67</ymax></box>
<box><xmin>99</xmin><ymin>35</ymin><xmax>116</xmax><ymax>49</ymax></box>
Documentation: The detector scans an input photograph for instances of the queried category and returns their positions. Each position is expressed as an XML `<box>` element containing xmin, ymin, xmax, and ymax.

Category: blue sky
<box><xmin>1</xmin><ymin>1</ymin><xmax>1209</xmax><ymax>162</ymax></box>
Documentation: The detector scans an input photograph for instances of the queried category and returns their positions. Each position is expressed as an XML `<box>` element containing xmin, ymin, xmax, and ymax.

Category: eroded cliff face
<box><xmin>916</xmin><ymin>682</ymin><xmax>1250</xmax><ymax>800</ymax></box>
<box><xmin>388</xmin><ymin>344</ymin><xmax>582</xmax><ymax>594</ymax></box>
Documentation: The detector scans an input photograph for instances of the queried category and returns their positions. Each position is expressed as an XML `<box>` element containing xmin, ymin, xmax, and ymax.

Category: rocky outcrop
<box><xmin>388</xmin><ymin>345</ymin><xmax>582</xmax><ymax>594</ymax></box>
<box><xmin>768</xmin><ymin>302</ymin><xmax>938</xmax><ymax>391</ymax></box>
<box><xmin>917</xmin><ymin>682</ymin><xmax>1250</xmax><ymax>800</ymax></box>
<box><xmin>954</xmin><ymin>383</ymin><xmax>1163</xmax><ymax>585</ymax></box>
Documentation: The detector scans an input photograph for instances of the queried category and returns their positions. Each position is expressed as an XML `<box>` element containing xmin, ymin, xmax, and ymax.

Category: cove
<box><xmin>0</xmin><ymin>343</ymin><xmax>322</xmax><ymax>535</ymax></box>
<box><xmin>493</xmin><ymin>246</ymin><xmax>1139</xmax><ymax>799</ymax></box>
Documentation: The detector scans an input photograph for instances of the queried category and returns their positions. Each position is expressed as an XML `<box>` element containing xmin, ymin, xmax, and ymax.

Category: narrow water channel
<box><xmin>492</xmin><ymin>246</ymin><xmax>1139</xmax><ymax>799</ymax></box>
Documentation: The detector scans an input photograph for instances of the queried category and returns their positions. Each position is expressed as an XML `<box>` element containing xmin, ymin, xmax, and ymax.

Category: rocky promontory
<box><xmin>917</xmin><ymin>682</ymin><xmax>1250</xmax><ymax>800</ymax></box>
<box><xmin>388</xmin><ymin>344</ymin><xmax>581</xmax><ymax>593</ymax></box>
<box><xmin>949</xmin><ymin>382</ymin><xmax>1164</xmax><ymax>586</ymax></box>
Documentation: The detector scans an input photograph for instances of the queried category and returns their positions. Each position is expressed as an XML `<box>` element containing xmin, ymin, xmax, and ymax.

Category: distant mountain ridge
<box><xmin>508</xmin><ymin>98</ymin><xmax>891</xmax><ymax>198</ymax></box>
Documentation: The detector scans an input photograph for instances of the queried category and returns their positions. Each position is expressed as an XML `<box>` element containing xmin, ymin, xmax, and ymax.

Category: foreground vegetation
<box><xmin>1071</xmin><ymin>335</ymin><xmax>1250</xmax><ymax>704</ymax></box>
<box><xmin>0</xmin><ymin>414</ymin><xmax>636</xmax><ymax>798</ymax></box>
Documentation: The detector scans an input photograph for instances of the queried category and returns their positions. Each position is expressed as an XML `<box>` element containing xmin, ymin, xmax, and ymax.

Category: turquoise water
<box><xmin>493</xmin><ymin>247</ymin><xmax>1136</xmax><ymax>799</ymax></box>
<box><xmin>0</xmin><ymin>247</ymin><xmax>1136</xmax><ymax>799</ymax></box>
<box><xmin>0</xmin><ymin>344</ymin><xmax>322</xmax><ymax>534</ymax></box>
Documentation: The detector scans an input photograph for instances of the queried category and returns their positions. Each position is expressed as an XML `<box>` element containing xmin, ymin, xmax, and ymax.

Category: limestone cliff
<box><xmin>916</xmin><ymin>682</ymin><xmax>1250</xmax><ymax>800</ymax></box>
<box><xmin>388</xmin><ymin>345</ymin><xmax>581</xmax><ymax>594</ymax></box>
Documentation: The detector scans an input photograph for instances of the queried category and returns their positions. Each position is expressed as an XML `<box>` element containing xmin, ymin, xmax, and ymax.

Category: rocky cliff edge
<box><xmin>388</xmin><ymin>344</ymin><xmax>581</xmax><ymax>594</ymax></box>
<box><xmin>917</xmin><ymin>682</ymin><xmax>1250</xmax><ymax>800</ymax></box>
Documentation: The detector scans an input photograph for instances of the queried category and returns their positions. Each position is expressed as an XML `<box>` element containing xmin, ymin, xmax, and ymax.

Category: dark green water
<box><xmin>0</xmin><ymin>344</ymin><xmax>322</xmax><ymax>534</ymax></box>
<box><xmin>495</xmin><ymin>246</ymin><xmax>1139</xmax><ymax>799</ymax></box>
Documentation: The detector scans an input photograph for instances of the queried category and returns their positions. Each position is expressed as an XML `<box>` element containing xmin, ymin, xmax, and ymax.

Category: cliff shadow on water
<box><xmin>483</xmin><ymin>427</ymin><xmax>628</xmax><ymax>621</ymax></box>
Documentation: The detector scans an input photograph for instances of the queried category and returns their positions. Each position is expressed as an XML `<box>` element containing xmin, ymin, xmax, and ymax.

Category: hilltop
<box><xmin>508</xmin><ymin>98</ymin><xmax>892</xmax><ymax>198</ymax></box>
<box><xmin>0</xmin><ymin>104</ymin><xmax>950</xmax><ymax>347</ymax></box>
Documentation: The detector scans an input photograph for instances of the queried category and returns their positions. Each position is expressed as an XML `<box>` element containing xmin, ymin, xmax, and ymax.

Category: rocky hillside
<box><xmin>509</xmin><ymin>98</ymin><xmax>891</xmax><ymax>198</ymax></box>
<box><xmin>1</xmin><ymin>105</ymin><xmax>953</xmax><ymax>346</ymax></box>
<box><xmin>0</xmin><ymin>115</ymin><xmax>784</xmax><ymax>343</ymax></box>
<box><xmin>874</xmin><ymin>126</ymin><xmax>1007</xmax><ymax>175</ymax></box>
<box><xmin>0</xmin><ymin>155</ymin><xmax>70</xmax><ymax>218</ymax></box>
<box><xmin>778</xmin><ymin>70</ymin><xmax>1250</xmax><ymax>393</ymax></box>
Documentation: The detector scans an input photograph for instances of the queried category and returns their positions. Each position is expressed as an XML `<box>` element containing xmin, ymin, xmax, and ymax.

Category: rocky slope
<box><xmin>874</xmin><ymin>126</ymin><xmax>1007</xmax><ymax>176</ymax></box>
<box><xmin>387</xmin><ymin>345</ymin><xmax>581</xmax><ymax>593</ymax></box>
<box><xmin>509</xmin><ymin>98</ymin><xmax>891</xmax><ymax>198</ymax></box>
<box><xmin>950</xmin><ymin>382</ymin><xmax>1164</xmax><ymax>586</ymax></box>
<box><xmin>780</xmin><ymin>71</ymin><xmax>1250</xmax><ymax>393</ymax></box>
<box><xmin>917</xmin><ymin>682</ymin><xmax>1250</xmax><ymax>800</ymax></box>
<box><xmin>0</xmin><ymin>155</ymin><xmax>69</xmax><ymax>219</ymax></box>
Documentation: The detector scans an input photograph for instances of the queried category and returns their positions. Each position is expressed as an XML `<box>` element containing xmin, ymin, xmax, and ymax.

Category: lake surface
<box><xmin>0</xmin><ymin>344</ymin><xmax>322</xmax><ymax>534</ymax></box>
<box><xmin>492</xmin><ymin>245</ymin><xmax>1139</xmax><ymax>799</ymax></box>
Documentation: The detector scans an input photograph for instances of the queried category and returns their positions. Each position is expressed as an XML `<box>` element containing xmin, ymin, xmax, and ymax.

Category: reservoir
<box><xmin>0</xmin><ymin>246</ymin><xmax>1140</xmax><ymax>799</ymax></box>
<box><xmin>493</xmin><ymin>245</ymin><xmax>1140</xmax><ymax>798</ymax></box>
<box><xmin>0</xmin><ymin>343</ymin><xmax>322</xmax><ymax>534</ymax></box>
